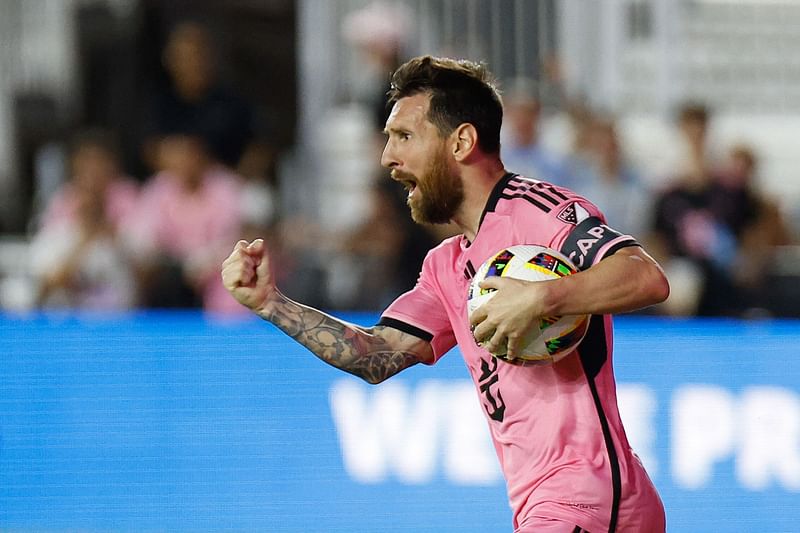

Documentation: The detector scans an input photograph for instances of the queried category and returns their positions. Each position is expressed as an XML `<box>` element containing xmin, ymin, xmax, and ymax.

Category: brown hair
<box><xmin>388</xmin><ymin>55</ymin><xmax>503</xmax><ymax>154</ymax></box>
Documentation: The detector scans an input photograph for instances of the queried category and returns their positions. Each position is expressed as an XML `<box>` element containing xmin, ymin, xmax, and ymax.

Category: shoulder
<box><xmin>421</xmin><ymin>234</ymin><xmax>462</xmax><ymax>265</ymax></box>
<box><xmin>406</xmin><ymin>234</ymin><xmax>463</xmax><ymax>288</ymax></box>
<box><xmin>492</xmin><ymin>174</ymin><xmax>603</xmax><ymax>225</ymax></box>
<box><xmin>492</xmin><ymin>175</ymin><xmax>576</xmax><ymax>213</ymax></box>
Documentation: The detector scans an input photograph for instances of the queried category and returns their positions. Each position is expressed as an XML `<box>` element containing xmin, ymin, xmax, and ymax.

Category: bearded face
<box><xmin>393</xmin><ymin>144</ymin><xmax>464</xmax><ymax>225</ymax></box>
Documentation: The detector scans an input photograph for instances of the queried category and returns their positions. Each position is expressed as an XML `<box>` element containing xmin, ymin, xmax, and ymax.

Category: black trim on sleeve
<box><xmin>606</xmin><ymin>240</ymin><xmax>641</xmax><ymax>257</ymax></box>
<box><xmin>560</xmin><ymin>216</ymin><xmax>638</xmax><ymax>271</ymax></box>
<box><xmin>377</xmin><ymin>317</ymin><xmax>434</xmax><ymax>342</ymax></box>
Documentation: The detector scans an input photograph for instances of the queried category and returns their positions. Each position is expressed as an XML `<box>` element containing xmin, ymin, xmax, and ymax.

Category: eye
<box><xmin>386</xmin><ymin>129</ymin><xmax>411</xmax><ymax>143</ymax></box>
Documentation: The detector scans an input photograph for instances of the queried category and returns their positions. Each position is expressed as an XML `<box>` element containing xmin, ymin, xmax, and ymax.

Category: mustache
<box><xmin>391</xmin><ymin>169</ymin><xmax>417</xmax><ymax>182</ymax></box>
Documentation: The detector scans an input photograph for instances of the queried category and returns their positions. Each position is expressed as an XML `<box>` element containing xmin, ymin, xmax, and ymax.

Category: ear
<box><xmin>451</xmin><ymin>123</ymin><xmax>479</xmax><ymax>162</ymax></box>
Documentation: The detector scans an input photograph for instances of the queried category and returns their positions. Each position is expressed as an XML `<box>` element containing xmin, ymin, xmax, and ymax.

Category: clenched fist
<box><xmin>221</xmin><ymin>239</ymin><xmax>275</xmax><ymax>312</ymax></box>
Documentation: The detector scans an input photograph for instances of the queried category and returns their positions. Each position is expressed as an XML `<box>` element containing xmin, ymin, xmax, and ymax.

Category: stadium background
<box><xmin>1</xmin><ymin>0</ymin><xmax>800</xmax><ymax>531</ymax></box>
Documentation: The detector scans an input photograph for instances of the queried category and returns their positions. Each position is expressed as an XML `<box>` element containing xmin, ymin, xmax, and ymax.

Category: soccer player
<box><xmin>222</xmin><ymin>56</ymin><xmax>669</xmax><ymax>533</ymax></box>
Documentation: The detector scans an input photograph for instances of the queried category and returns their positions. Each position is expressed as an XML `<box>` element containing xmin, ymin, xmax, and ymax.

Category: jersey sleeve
<box><xmin>378</xmin><ymin>252</ymin><xmax>456</xmax><ymax>364</ymax></box>
<box><xmin>550</xmin><ymin>199</ymin><xmax>640</xmax><ymax>271</ymax></box>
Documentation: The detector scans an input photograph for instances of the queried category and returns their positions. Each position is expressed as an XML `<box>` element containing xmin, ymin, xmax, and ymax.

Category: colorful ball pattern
<box><xmin>467</xmin><ymin>244</ymin><xmax>590</xmax><ymax>365</ymax></box>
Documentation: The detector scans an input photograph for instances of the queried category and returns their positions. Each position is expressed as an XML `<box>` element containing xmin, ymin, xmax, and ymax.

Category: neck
<box><xmin>451</xmin><ymin>159</ymin><xmax>506</xmax><ymax>242</ymax></box>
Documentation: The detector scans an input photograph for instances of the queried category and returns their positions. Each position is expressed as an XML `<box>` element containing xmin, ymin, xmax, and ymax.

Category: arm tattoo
<box><xmin>263</xmin><ymin>297</ymin><xmax>422</xmax><ymax>383</ymax></box>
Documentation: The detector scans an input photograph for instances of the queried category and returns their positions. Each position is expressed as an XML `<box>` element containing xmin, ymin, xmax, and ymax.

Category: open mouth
<box><xmin>392</xmin><ymin>171</ymin><xmax>418</xmax><ymax>197</ymax></box>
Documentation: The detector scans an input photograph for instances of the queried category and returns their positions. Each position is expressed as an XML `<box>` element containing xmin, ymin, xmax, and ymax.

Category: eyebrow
<box><xmin>383</xmin><ymin>126</ymin><xmax>408</xmax><ymax>136</ymax></box>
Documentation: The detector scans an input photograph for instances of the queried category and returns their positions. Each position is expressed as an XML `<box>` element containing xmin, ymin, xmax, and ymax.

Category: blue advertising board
<box><xmin>1</xmin><ymin>312</ymin><xmax>799</xmax><ymax>532</ymax></box>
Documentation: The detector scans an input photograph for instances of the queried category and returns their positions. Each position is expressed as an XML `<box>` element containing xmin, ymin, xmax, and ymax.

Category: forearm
<box><xmin>545</xmin><ymin>247</ymin><xmax>670</xmax><ymax>316</ymax></box>
<box><xmin>256</xmin><ymin>291</ymin><xmax>421</xmax><ymax>384</ymax></box>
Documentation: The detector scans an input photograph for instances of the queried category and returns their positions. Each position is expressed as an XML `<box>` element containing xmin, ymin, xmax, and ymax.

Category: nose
<box><xmin>380</xmin><ymin>139</ymin><xmax>398</xmax><ymax>169</ymax></box>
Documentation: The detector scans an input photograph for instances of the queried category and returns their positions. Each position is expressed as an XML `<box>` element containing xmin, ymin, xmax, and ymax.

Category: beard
<box><xmin>394</xmin><ymin>150</ymin><xmax>464</xmax><ymax>225</ymax></box>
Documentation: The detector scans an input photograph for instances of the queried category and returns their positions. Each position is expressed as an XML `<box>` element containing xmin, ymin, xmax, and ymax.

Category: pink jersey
<box><xmin>380</xmin><ymin>174</ymin><xmax>665</xmax><ymax>533</ymax></box>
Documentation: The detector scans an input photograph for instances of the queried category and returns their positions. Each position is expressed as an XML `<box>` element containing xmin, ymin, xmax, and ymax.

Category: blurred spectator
<box><xmin>533</xmin><ymin>55</ymin><xmax>596</xmax><ymax>161</ymax></box>
<box><xmin>237</xmin><ymin>136</ymin><xmax>281</xmax><ymax>239</ymax></box>
<box><xmin>142</xmin><ymin>21</ymin><xmax>256</xmax><ymax>171</ymax></box>
<box><xmin>500</xmin><ymin>78</ymin><xmax>571</xmax><ymax>186</ymax></box>
<box><xmin>568</xmin><ymin>116</ymin><xmax>652</xmax><ymax>239</ymax></box>
<box><xmin>717</xmin><ymin>144</ymin><xmax>792</xmax><ymax>310</ymax></box>
<box><xmin>668</xmin><ymin>102</ymin><xmax>724</xmax><ymax>189</ymax></box>
<box><xmin>649</xmin><ymin>141</ymin><xmax>790</xmax><ymax>317</ymax></box>
<box><xmin>29</xmin><ymin>131</ymin><xmax>139</xmax><ymax>310</ymax></box>
<box><xmin>342</xmin><ymin>0</ymin><xmax>412</xmax><ymax>135</ymax></box>
<box><xmin>36</xmin><ymin>130</ymin><xmax>139</xmax><ymax>232</ymax></box>
<box><xmin>332</xmin><ymin>177</ymin><xmax>439</xmax><ymax>310</ymax></box>
<box><xmin>125</xmin><ymin>134</ymin><xmax>245</xmax><ymax>313</ymax></box>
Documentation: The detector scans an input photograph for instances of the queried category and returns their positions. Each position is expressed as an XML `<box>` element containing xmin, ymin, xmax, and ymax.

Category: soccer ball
<box><xmin>467</xmin><ymin>244</ymin><xmax>590</xmax><ymax>365</ymax></box>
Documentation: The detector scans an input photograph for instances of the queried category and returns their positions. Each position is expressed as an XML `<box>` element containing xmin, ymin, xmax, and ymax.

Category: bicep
<box><xmin>568</xmin><ymin>244</ymin><xmax>669</xmax><ymax>313</ymax></box>
<box><xmin>613</xmin><ymin>245</ymin><xmax>670</xmax><ymax>301</ymax></box>
<box><xmin>614</xmin><ymin>243</ymin><xmax>659</xmax><ymax>263</ymax></box>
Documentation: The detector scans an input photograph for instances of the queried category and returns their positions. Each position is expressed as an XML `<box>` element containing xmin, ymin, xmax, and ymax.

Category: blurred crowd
<box><xmin>22</xmin><ymin>21</ymin><xmax>278</xmax><ymax>316</ymax></box>
<box><xmin>500</xmin><ymin>90</ymin><xmax>794</xmax><ymax>318</ymax></box>
<box><xmin>11</xmin><ymin>10</ymin><xmax>799</xmax><ymax>318</ymax></box>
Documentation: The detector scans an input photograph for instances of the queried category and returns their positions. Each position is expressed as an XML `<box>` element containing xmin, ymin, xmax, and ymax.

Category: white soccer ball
<box><xmin>467</xmin><ymin>244</ymin><xmax>590</xmax><ymax>365</ymax></box>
